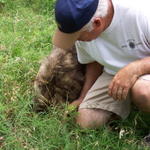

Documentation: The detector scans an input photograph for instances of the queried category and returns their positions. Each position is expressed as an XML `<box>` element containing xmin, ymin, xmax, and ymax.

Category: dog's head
<box><xmin>33</xmin><ymin>46</ymin><xmax>85</xmax><ymax>111</ymax></box>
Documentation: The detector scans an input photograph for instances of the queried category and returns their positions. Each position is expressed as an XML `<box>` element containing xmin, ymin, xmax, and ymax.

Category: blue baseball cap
<box><xmin>52</xmin><ymin>0</ymin><xmax>99</xmax><ymax>49</ymax></box>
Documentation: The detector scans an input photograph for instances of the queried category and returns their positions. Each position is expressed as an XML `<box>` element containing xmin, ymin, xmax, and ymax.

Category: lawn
<box><xmin>0</xmin><ymin>0</ymin><xmax>150</xmax><ymax>149</ymax></box>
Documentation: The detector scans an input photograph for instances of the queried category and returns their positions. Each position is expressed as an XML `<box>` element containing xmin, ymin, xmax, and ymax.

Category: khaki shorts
<box><xmin>79</xmin><ymin>72</ymin><xmax>150</xmax><ymax>119</ymax></box>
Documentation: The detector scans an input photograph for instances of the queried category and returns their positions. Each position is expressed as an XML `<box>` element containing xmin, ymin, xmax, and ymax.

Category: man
<box><xmin>52</xmin><ymin>0</ymin><xmax>150</xmax><ymax>144</ymax></box>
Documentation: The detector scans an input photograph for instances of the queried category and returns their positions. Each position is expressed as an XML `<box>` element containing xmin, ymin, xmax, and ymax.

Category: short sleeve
<box><xmin>75</xmin><ymin>41</ymin><xmax>95</xmax><ymax>64</ymax></box>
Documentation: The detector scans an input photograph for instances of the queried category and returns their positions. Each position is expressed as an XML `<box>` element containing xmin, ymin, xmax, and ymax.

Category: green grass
<box><xmin>0</xmin><ymin>1</ymin><xmax>150</xmax><ymax>149</ymax></box>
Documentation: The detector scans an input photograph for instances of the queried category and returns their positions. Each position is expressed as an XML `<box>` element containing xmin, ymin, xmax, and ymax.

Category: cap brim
<box><xmin>52</xmin><ymin>29</ymin><xmax>81</xmax><ymax>50</ymax></box>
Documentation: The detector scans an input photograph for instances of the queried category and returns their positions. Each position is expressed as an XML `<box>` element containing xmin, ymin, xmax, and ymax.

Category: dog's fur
<box><xmin>34</xmin><ymin>46</ymin><xmax>85</xmax><ymax>111</ymax></box>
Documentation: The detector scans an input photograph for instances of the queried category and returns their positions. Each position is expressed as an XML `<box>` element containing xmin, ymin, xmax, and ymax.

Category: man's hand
<box><xmin>108</xmin><ymin>62</ymin><xmax>141</xmax><ymax>101</ymax></box>
<box><xmin>64</xmin><ymin>98</ymin><xmax>83</xmax><ymax>117</ymax></box>
<box><xmin>69</xmin><ymin>98</ymin><xmax>83</xmax><ymax>108</ymax></box>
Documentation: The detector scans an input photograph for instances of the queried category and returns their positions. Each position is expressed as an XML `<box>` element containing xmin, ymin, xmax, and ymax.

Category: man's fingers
<box><xmin>116</xmin><ymin>87</ymin><xmax>129</xmax><ymax>100</ymax></box>
<box><xmin>108</xmin><ymin>75</ymin><xmax>131</xmax><ymax>101</ymax></box>
<box><xmin>122</xmin><ymin>88</ymin><xmax>129</xmax><ymax>100</ymax></box>
<box><xmin>117</xmin><ymin>87</ymin><xmax>123</xmax><ymax>100</ymax></box>
<box><xmin>108</xmin><ymin>81</ymin><xmax>120</xmax><ymax>100</ymax></box>
<box><xmin>109</xmin><ymin>83</ymin><xmax>128</xmax><ymax>100</ymax></box>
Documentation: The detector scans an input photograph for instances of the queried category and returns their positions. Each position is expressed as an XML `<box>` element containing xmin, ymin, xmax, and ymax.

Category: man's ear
<box><xmin>93</xmin><ymin>18</ymin><xmax>102</xmax><ymax>31</ymax></box>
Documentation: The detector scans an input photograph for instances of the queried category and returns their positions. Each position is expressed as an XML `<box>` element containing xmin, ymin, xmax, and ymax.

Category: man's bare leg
<box><xmin>76</xmin><ymin>108</ymin><xmax>113</xmax><ymax>128</ymax></box>
<box><xmin>131</xmin><ymin>79</ymin><xmax>150</xmax><ymax>146</ymax></box>
<box><xmin>131</xmin><ymin>79</ymin><xmax>150</xmax><ymax>112</ymax></box>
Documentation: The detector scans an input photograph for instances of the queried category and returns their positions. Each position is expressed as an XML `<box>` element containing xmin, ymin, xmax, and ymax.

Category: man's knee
<box><xmin>131</xmin><ymin>80</ymin><xmax>150</xmax><ymax>112</ymax></box>
<box><xmin>76</xmin><ymin>108</ymin><xmax>112</xmax><ymax>128</ymax></box>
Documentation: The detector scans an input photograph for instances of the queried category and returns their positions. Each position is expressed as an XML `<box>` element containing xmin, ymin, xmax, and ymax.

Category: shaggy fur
<box><xmin>33</xmin><ymin>46</ymin><xmax>85</xmax><ymax>111</ymax></box>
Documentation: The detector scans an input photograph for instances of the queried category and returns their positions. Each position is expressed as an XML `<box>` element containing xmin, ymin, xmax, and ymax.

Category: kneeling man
<box><xmin>53</xmin><ymin>0</ymin><xmax>150</xmax><ymax>144</ymax></box>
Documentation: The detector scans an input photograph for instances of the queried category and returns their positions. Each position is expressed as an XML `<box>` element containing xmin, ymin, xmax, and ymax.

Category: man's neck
<box><xmin>103</xmin><ymin>0</ymin><xmax>114</xmax><ymax>31</ymax></box>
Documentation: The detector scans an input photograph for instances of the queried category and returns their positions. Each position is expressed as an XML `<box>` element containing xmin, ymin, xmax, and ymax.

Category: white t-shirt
<box><xmin>76</xmin><ymin>0</ymin><xmax>150</xmax><ymax>75</ymax></box>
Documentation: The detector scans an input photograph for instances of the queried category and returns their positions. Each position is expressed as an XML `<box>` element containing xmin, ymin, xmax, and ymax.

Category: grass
<box><xmin>0</xmin><ymin>1</ymin><xmax>150</xmax><ymax>149</ymax></box>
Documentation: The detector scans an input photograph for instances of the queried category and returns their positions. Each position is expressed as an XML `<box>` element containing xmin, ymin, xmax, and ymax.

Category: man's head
<box><xmin>52</xmin><ymin>0</ymin><xmax>110</xmax><ymax>49</ymax></box>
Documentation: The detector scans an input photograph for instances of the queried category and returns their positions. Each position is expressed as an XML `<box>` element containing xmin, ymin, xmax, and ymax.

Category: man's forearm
<box><xmin>108</xmin><ymin>56</ymin><xmax>150</xmax><ymax>101</ymax></box>
<box><xmin>138</xmin><ymin>57</ymin><xmax>150</xmax><ymax>76</ymax></box>
<box><xmin>126</xmin><ymin>57</ymin><xmax>150</xmax><ymax>79</ymax></box>
<box><xmin>79</xmin><ymin>62</ymin><xmax>103</xmax><ymax>100</ymax></box>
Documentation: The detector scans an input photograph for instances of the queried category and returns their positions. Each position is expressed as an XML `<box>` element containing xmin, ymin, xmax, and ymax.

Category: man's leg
<box><xmin>131</xmin><ymin>78</ymin><xmax>150</xmax><ymax>112</ymax></box>
<box><xmin>131</xmin><ymin>76</ymin><xmax>150</xmax><ymax>146</ymax></box>
<box><xmin>76</xmin><ymin>72</ymin><xmax>131</xmax><ymax>128</ymax></box>
<box><xmin>76</xmin><ymin>108</ymin><xmax>112</xmax><ymax>128</ymax></box>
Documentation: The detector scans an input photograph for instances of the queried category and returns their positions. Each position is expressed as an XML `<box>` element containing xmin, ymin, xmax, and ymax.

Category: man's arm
<box><xmin>109</xmin><ymin>57</ymin><xmax>150</xmax><ymax>101</ymax></box>
<box><xmin>70</xmin><ymin>61</ymin><xmax>103</xmax><ymax>107</ymax></box>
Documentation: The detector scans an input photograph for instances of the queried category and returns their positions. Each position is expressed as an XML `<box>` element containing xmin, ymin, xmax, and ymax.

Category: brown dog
<box><xmin>33</xmin><ymin>46</ymin><xmax>85</xmax><ymax>111</ymax></box>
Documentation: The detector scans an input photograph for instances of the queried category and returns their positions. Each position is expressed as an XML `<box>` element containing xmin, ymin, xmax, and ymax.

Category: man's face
<box><xmin>78</xmin><ymin>29</ymin><xmax>101</xmax><ymax>42</ymax></box>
